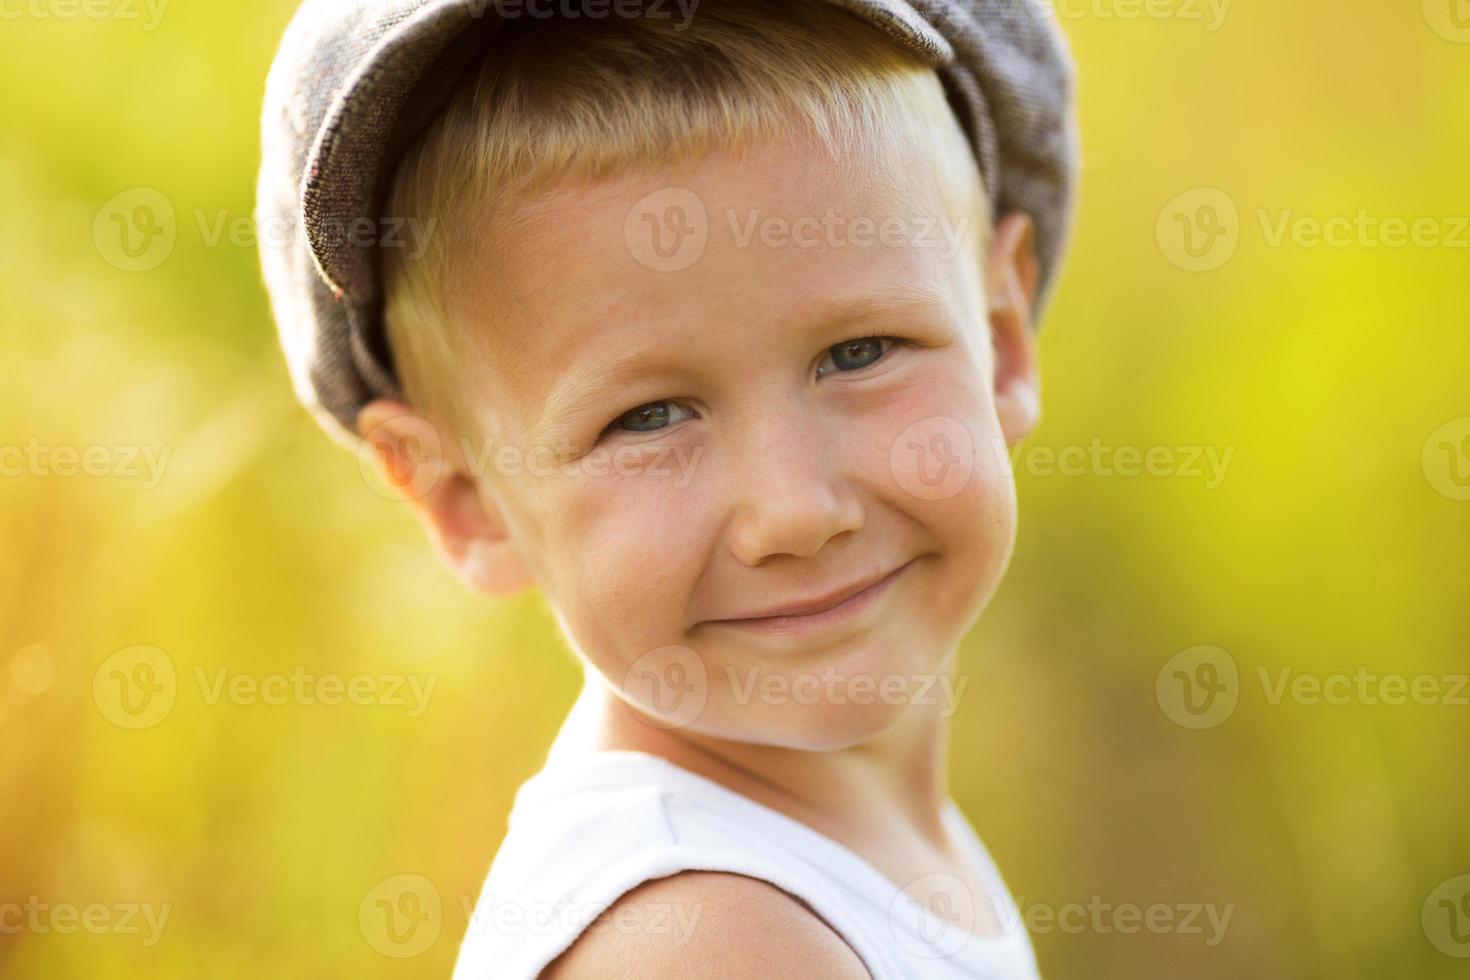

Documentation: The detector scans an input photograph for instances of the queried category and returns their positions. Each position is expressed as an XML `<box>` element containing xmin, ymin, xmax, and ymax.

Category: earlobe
<box><xmin>356</xmin><ymin>399</ymin><xmax>533</xmax><ymax>597</ymax></box>
<box><xmin>984</xmin><ymin>212</ymin><xmax>1043</xmax><ymax>446</ymax></box>
<box><xmin>434</xmin><ymin>470</ymin><xmax>535</xmax><ymax>596</ymax></box>
<box><xmin>461</xmin><ymin>537</ymin><xmax>535</xmax><ymax>595</ymax></box>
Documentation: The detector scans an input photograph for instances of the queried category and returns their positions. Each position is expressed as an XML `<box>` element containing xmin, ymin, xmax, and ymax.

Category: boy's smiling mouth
<box><xmin>701</xmin><ymin>557</ymin><xmax>920</xmax><ymax>637</ymax></box>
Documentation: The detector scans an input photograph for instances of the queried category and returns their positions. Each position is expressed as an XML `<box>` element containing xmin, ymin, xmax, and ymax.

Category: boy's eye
<box><xmin>607</xmin><ymin>400</ymin><xmax>696</xmax><ymax>436</ymax></box>
<box><xmin>816</xmin><ymin>337</ymin><xmax>896</xmax><ymax>379</ymax></box>
<box><xmin>599</xmin><ymin>337</ymin><xmax>899</xmax><ymax>440</ymax></box>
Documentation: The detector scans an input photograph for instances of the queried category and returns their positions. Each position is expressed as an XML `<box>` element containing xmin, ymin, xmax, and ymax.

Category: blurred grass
<box><xmin>2</xmin><ymin>2</ymin><xmax>1468</xmax><ymax>978</ymax></box>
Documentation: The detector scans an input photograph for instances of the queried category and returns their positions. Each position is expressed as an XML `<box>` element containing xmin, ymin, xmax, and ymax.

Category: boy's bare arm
<box><xmin>541</xmin><ymin>871</ymin><xmax>872</xmax><ymax>980</ymax></box>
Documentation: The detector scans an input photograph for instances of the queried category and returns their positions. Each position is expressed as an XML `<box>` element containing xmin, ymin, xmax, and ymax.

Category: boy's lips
<box><xmin>702</xmin><ymin>558</ymin><xmax>918</xmax><ymax>635</ymax></box>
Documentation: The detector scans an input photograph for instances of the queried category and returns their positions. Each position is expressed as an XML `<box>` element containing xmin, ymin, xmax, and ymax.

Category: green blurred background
<box><xmin>2</xmin><ymin>1</ymin><xmax>1467</xmax><ymax>977</ymax></box>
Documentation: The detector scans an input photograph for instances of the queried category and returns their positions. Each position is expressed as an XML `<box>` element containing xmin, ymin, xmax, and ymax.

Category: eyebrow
<box><xmin>532</xmin><ymin>349</ymin><xmax>686</xmax><ymax>448</ymax></box>
<box><xmin>532</xmin><ymin>284</ymin><xmax>955</xmax><ymax>447</ymax></box>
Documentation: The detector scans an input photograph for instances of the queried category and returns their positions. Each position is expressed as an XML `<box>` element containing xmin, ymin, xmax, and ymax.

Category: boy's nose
<box><xmin>724</xmin><ymin>420</ymin><xmax>865</xmax><ymax>566</ymax></box>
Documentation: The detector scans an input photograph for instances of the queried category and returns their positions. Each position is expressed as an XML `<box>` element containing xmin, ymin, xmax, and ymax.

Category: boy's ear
<box><xmin>356</xmin><ymin>399</ymin><xmax>533</xmax><ymax>597</ymax></box>
<box><xmin>984</xmin><ymin>211</ymin><xmax>1042</xmax><ymax>446</ymax></box>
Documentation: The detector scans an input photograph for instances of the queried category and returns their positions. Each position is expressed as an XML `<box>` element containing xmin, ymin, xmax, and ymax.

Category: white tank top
<box><xmin>453</xmin><ymin>749</ymin><xmax>1041</xmax><ymax>979</ymax></box>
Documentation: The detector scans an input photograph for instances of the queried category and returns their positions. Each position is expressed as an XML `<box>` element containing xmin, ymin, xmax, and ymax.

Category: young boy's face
<box><xmin>374</xmin><ymin>134</ymin><xmax>1040</xmax><ymax>750</ymax></box>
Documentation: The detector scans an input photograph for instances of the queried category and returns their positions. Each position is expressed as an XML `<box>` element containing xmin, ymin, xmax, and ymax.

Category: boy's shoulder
<box><xmin>454</xmin><ymin>748</ymin><xmax>1039</xmax><ymax>979</ymax></box>
<box><xmin>540</xmin><ymin>870</ymin><xmax>869</xmax><ymax>980</ymax></box>
<box><xmin>452</xmin><ymin>749</ymin><xmax>880</xmax><ymax>979</ymax></box>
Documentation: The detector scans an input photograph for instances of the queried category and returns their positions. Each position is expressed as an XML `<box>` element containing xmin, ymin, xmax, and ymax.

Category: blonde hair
<box><xmin>382</xmin><ymin>0</ymin><xmax>989</xmax><ymax>446</ymax></box>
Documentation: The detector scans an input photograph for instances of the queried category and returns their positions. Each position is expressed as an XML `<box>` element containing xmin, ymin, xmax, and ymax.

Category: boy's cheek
<box><xmin>541</xmin><ymin>492</ymin><xmax>711</xmax><ymax>642</ymax></box>
<box><xmin>900</xmin><ymin>424</ymin><xmax>1019</xmax><ymax>599</ymax></box>
<box><xmin>874</xmin><ymin>367</ymin><xmax>1012</xmax><ymax>516</ymax></box>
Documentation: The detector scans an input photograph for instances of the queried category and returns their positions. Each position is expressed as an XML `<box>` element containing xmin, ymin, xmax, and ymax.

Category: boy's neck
<box><xmin>548</xmin><ymin>666</ymin><xmax>958</xmax><ymax>854</ymax></box>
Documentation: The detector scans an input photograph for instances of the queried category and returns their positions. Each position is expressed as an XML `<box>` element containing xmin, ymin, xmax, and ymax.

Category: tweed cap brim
<box><xmin>257</xmin><ymin>0</ymin><xmax>1078</xmax><ymax>447</ymax></box>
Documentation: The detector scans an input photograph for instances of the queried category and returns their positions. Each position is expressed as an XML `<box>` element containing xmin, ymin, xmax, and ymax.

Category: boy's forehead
<box><xmin>456</xmin><ymin>137</ymin><xmax>984</xmax><ymax>437</ymax></box>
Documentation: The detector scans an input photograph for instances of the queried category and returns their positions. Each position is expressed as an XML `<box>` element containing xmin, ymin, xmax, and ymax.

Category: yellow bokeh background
<box><xmin>2</xmin><ymin>2</ymin><xmax>1468</xmax><ymax>977</ymax></box>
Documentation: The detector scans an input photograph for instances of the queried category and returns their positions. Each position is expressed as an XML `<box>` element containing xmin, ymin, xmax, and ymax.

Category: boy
<box><xmin>257</xmin><ymin>0</ymin><xmax>1077</xmax><ymax>976</ymax></box>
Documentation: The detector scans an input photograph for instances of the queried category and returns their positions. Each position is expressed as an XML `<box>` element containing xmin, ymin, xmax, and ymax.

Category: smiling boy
<box><xmin>258</xmin><ymin>0</ymin><xmax>1077</xmax><ymax>976</ymax></box>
